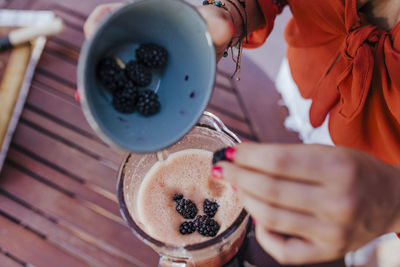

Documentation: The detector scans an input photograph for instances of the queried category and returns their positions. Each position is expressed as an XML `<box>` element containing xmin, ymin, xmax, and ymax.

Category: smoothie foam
<box><xmin>136</xmin><ymin>149</ymin><xmax>242</xmax><ymax>245</ymax></box>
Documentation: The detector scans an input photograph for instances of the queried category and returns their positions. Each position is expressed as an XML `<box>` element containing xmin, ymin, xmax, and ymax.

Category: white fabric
<box><xmin>274</xmin><ymin>58</ymin><xmax>397</xmax><ymax>267</ymax></box>
<box><xmin>0</xmin><ymin>10</ymin><xmax>55</xmax><ymax>26</ymax></box>
<box><xmin>275</xmin><ymin>58</ymin><xmax>334</xmax><ymax>146</ymax></box>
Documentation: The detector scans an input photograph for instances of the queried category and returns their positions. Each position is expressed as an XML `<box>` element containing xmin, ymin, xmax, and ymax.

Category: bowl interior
<box><xmin>79</xmin><ymin>0</ymin><xmax>215</xmax><ymax>152</ymax></box>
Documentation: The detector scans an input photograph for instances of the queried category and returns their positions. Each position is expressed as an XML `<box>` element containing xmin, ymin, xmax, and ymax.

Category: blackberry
<box><xmin>112</xmin><ymin>81</ymin><xmax>138</xmax><ymax>113</ymax></box>
<box><xmin>179</xmin><ymin>221</ymin><xmax>196</xmax><ymax>235</ymax></box>
<box><xmin>212</xmin><ymin>148</ymin><xmax>228</xmax><ymax>165</ymax></box>
<box><xmin>125</xmin><ymin>61</ymin><xmax>152</xmax><ymax>87</ymax></box>
<box><xmin>175</xmin><ymin>198</ymin><xmax>198</xmax><ymax>219</ymax></box>
<box><xmin>173</xmin><ymin>193</ymin><xmax>184</xmax><ymax>202</ymax></box>
<box><xmin>203</xmin><ymin>199</ymin><xmax>219</xmax><ymax>218</ymax></box>
<box><xmin>194</xmin><ymin>215</ymin><xmax>220</xmax><ymax>237</ymax></box>
<box><xmin>96</xmin><ymin>58</ymin><xmax>127</xmax><ymax>91</ymax></box>
<box><xmin>136</xmin><ymin>89</ymin><xmax>161</xmax><ymax>116</ymax></box>
<box><xmin>136</xmin><ymin>43</ymin><xmax>168</xmax><ymax>68</ymax></box>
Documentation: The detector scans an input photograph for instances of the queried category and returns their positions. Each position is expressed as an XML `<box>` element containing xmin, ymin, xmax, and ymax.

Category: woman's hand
<box><xmin>84</xmin><ymin>3</ymin><xmax>123</xmax><ymax>39</ymax></box>
<box><xmin>196</xmin><ymin>4</ymin><xmax>234</xmax><ymax>60</ymax></box>
<box><xmin>213</xmin><ymin>143</ymin><xmax>400</xmax><ymax>265</ymax></box>
<box><xmin>83</xmin><ymin>3</ymin><xmax>234</xmax><ymax>60</ymax></box>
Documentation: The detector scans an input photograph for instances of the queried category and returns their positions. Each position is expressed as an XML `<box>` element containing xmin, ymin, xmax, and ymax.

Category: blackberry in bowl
<box><xmin>125</xmin><ymin>61</ymin><xmax>152</xmax><ymax>87</ymax></box>
<box><xmin>136</xmin><ymin>89</ymin><xmax>161</xmax><ymax>117</ymax></box>
<box><xmin>136</xmin><ymin>43</ymin><xmax>168</xmax><ymax>68</ymax></box>
<box><xmin>112</xmin><ymin>81</ymin><xmax>138</xmax><ymax>114</ymax></box>
<box><xmin>96</xmin><ymin>58</ymin><xmax>128</xmax><ymax>91</ymax></box>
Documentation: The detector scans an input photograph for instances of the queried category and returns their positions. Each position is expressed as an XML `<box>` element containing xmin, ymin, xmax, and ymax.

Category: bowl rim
<box><xmin>77</xmin><ymin>0</ymin><xmax>216</xmax><ymax>153</ymax></box>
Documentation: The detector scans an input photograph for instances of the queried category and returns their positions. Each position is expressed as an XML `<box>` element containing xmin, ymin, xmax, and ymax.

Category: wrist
<box><xmin>201</xmin><ymin>0</ymin><xmax>266</xmax><ymax>45</ymax></box>
<box><xmin>223</xmin><ymin>0</ymin><xmax>246</xmax><ymax>45</ymax></box>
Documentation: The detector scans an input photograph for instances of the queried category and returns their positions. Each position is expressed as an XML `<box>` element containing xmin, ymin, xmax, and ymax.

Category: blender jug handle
<box><xmin>159</xmin><ymin>256</ymin><xmax>192</xmax><ymax>267</ymax></box>
<box><xmin>198</xmin><ymin>111</ymin><xmax>241</xmax><ymax>144</ymax></box>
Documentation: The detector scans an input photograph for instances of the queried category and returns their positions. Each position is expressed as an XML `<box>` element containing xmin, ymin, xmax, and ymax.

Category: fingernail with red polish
<box><xmin>252</xmin><ymin>217</ymin><xmax>257</xmax><ymax>226</ymax></box>
<box><xmin>75</xmin><ymin>90</ymin><xmax>80</xmax><ymax>103</ymax></box>
<box><xmin>211</xmin><ymin>166</ymin><xmax>223</xmax><ymax>179</ymax></box>
<box><xmin>225</xmin><ymin>147</ymin><xmax>236</xmax><ymax>161</ymax></box>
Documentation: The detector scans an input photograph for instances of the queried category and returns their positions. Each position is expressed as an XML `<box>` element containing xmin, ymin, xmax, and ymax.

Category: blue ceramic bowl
<box><xmin>78</xmin><ymin>0</ymin><xmax>216</xmax><ymax>153</ymax></box>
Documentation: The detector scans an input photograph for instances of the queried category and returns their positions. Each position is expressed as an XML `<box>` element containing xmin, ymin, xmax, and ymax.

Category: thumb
<box><xmin>84</xmin><ymin>3</ymin><xmax>123</xmax><ymax>39</ymax></box>
<box><xmin>209</xmin><ymin>16</ymin><xmax>234</xmax><ymax>49</ymax></box>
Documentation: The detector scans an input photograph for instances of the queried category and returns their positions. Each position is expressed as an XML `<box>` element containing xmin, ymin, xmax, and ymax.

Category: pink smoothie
<box><xmin>136</xmin><ymin>149</ymin><xmax>242</xmax><ymax>245</ymax></box>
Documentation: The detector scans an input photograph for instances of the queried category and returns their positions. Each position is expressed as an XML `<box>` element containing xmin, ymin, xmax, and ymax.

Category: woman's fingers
<box><xmin>237</xmin><ymin>190</ymin><xmax>336</xmax><ymax>241</ymax></box>
<box><xmin>84</xmin><ymin>3</ymin><xmax>123</xmax><ymax>39</ymax></box>
<box><xmin>213</xmin><ymin>144</ymin><xmax>400</xmax><ymax>264</ymax></box>
<box><xmin>217</xmin><ymin>161</ymin><xmax>322</xmax><ymax>213</ymax></box>
<box><xmin>255</xmin><ymin>226</ymin><xmax>329</xmax><ymax>265</ymax></box>
<box><xmin>231</xmin><ymin>143</ymin><xmax>342</xmax><ymax>184</ymax></box>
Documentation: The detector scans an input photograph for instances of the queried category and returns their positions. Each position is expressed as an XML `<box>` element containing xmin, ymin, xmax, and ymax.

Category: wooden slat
<box><xmin>34</xmin><ymin>70</ymin><xmax>75</xmax><ymax>97</ymax></box>
<box><xmin>27</xmin><ymin>84</ymin><xmax>97</xmax><ymax>138</ymax></box>
<box><xmin>0</xmin><ymin>42</ymin><xmax>10</xmax><ymax>77</ymax></box>
<box><xmin>50</xmin><ymin>31</ymin><xmax>83</xmax><ymax>52</ymax></box>
<box><xmin>0</xmin><ymin>194</ymin><xmax>139</xmax><ymax>267</ymax></box>
<box><xmin>215</xmin><ymin>70</ymin><xmax>234</xmax><ymax>92</ymax></box>
<box><xmin>0</xmin><ymin>0</ymin><xmax>8</xmax><ymax>8</ymax></box>
<box><xmin>50</xmin><ymin>0</ymin><xmax>121</xmax><ymax>16</ymax></box>
<box><xmin>27</xmin><ymin>1</ymin><xmax>86</xmax><ymax>50</ymax></box>
<box><xmin>31</xmin><ymin>78</ymin><xmax>75</xmax><ymax>105</ymax></box>
<box><xmin>7</xmin><ymin>148</ymin><xmax>120</xmax><ymax>216</ymax></box>
<box><xmin>5</xmin><ymin>0</ymin><xmax>32</xmax><ymax>9</ymax></box>
<box><xmin>48</xmin><ymin>18</ymin><xmax>85</xmax><ymax>50</ymax></box>
<box><xmin>46</xmin><ymin>38</ymin><xmax>80</xmax><ymax>62</ymax></box>
<box><xmin>21</xmin><ymin>108</ymin><xmax>124</xmax><ymax>168</ymax></box>
<box><xmin>12</xmin><ymin>122</ymin><xmax>116</xmax><ymax>192</ymax></box>
<box><xmin>38</xmin><ymin>51</ymin><xmax>77</xmax><ymax>87</ymax></box>
<box><xmin>233</xmin><ymin>56</ymin><xmax>300</xmax><ymax>143</ymax></box>
<box><xmin>206</xmin><ymin>107</ymin><xmax>256</xmax><ymax>140</ymax></box>
<box><xmin>0</xmin><ymin>165</ymin><xmax>159</xmax><ymax>266</ymax></box>
<box><xmin>45</xmin><ymin>40</ymin><xmax>79</xmax><ymax>64</ymax></box>
<box><xmin>26</xmin><ymin>83</ymin><xmax>124</xmax><ymax>155</ymax></box>
<box><xmin>0</xmin><ymin>214</ymin><xmax>88</xmax><ymax>267</ymax></box>
<box><xmin>51</xmin><ymin>4</ymin><xmax>86</xmax><ymax>27</ymax></box>
<box><xmin>209</xmin><ymin>86</ymin><xmax>246</xmax><ymax>121</ymax></box>
<box><xmin>0</xmin><ymin>45</ymin><xmax>31</xmax><ymax>149</ymax></box>
<box><xmin>0</xmin><ymin>252</ymin><xmax>22</xmax><ymax>267</ymax></box>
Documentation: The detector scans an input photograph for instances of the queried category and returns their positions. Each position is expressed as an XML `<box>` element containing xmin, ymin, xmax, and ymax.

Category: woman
<box><xmin>84</xmin><ymin>0</ymin><xmax>400</xmax><ymax>265</ymax></box>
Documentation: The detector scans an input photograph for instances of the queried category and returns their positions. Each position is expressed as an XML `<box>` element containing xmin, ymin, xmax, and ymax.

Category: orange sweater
<box><xmin>247</xmin><ymin>0</ymin><xmax>400</xmax><ymax>164</ymax></box>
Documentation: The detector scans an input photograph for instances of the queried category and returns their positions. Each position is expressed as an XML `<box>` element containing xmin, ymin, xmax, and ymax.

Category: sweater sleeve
<box><xmin>244</xmin><ymin>0</ymin><xmax>287</xmax><ymax>49</ymax></box>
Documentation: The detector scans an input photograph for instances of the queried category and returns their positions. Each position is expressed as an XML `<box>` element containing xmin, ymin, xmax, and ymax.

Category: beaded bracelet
<box><xmin>225</xmin><ymin>0</ymin><xmax>247</xmax><ymax>45</ymax></box>
<box><xmin>202</xmin><ymin>0</ymin><xmax>227</xmax><ymax>10</ymax></box>
<box><xmin>225</xmin><ymin>0</ymin><xmax>248</xmax><ymax>80</ymax></box>
<box><xmin>202</xmin><ymin>0</ymin><xmax>241</xmax><ymax>44</ymax></box>
<box><xmin>202</xmin><ymin>0</ymin><xmax>247</xmax><ymax>80</ymax></box>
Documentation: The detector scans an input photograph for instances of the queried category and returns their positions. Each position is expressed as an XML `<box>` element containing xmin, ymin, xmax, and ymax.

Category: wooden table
<box><xmin>0</xmin><ymin>0</ymin><xmax>345</xmax><ymax>266</ymax></box>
